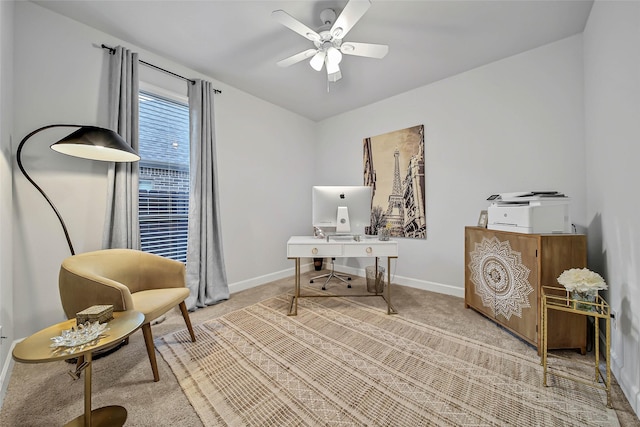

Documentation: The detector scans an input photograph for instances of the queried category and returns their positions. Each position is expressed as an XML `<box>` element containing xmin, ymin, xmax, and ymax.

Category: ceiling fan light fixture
<box><xmin>327</xmin><ymin>47</ymin><xmax>343</xmax><ymax>65</ymax></box>
<box><xmin>309</xmin><ymin>51</ymin><xmax>326</xmax><ymax>71</ymax></box>
<box><xmin>326</xmin><ymin>58</ymin><xmax>340</xmax><ymax>75</ymax></box>
<box><xmin>332</xmin><ymin>27</ymin><xmax>343</xmax><ymax>38</ymax></box>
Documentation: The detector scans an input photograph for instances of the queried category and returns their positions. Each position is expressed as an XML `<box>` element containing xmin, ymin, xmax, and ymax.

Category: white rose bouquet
<box><xmin>557</xmin><ymin>268</ymin><xmax>607</xmax><ymax>294</ymax></box>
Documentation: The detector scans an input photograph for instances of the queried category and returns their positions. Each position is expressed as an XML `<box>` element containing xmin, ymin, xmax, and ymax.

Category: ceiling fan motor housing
<box><xmin>320</xmin><ymin>8</ymin><xmax>336</xmax><ymax>26</ymax></box>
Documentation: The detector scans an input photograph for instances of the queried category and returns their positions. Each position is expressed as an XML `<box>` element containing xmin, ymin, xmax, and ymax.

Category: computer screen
<box><xmin>312</xmin><ymin>186</ymin><xmax>372</xmax><ymax>235</ymax></box>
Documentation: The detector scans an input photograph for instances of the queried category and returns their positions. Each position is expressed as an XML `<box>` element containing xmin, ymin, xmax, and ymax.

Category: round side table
<box><xmin>13</xmin><ymin>310</ymin><xmax>144</xmax><ymax>427</ymax></box>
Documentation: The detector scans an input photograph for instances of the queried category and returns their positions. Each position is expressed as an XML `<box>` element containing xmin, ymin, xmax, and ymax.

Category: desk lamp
<box><xmin>17</xmin><ymin>125</ymin><xmax>140</xmax><ymax>255</ymax></box>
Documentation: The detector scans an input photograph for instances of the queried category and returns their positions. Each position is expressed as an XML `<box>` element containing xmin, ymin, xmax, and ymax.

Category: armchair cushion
<box><xmin>131</xmin><ymin>288</ymin><xmax>190</xmax><ymax>324</ymax></box>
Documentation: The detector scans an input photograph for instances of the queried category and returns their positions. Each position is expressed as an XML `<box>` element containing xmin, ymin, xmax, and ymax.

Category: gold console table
<box><xmin>541</xmin><ymin>286</ymin><xmax>611</xmax><ymax>408</ymax></box>
<box><xmin>13</xmin><ymin>310</ymin><xmax>144</xmax><ymax>426</ymax></box>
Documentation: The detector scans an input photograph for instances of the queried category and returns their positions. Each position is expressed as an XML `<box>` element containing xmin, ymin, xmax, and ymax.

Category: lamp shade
<box><xmin>310</xmin><ymin>50</ymin><xmax>326</xmax><ymax>72</ymax></box>
<box><xmin>50</xmin><ymin>126</ymin><xmax>140</xmax><ymax>162</ymax></box>
<box><xmin>326</xmin><ymin>47</ymin><xmax>342</xmax><ymax>65</ymax></box>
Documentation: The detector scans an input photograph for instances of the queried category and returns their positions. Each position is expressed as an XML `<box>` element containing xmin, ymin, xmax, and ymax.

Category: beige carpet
<box><xmin>1</xmin><ymin>274</ymin><xmax>636</xmax><ymax>426</ymax></box>
<box><xmin>156</xmin><ymin>288</ymin><xmax>618</xmax><ymax>427</ymax></box>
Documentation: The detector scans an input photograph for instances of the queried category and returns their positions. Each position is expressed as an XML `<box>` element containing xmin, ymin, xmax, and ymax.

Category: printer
<box><xmin>487</xmin><ymin>191</ymin><xmax>572</xmax><ymax>234</ymax></box>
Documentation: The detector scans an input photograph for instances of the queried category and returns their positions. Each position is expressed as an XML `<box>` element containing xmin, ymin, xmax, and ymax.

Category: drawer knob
<box><xmin>311</xmin><ymin>248</ymin><xmax>318</xmax><ymax>255</ymax></box>
<box><xmin>366</xmin><ymin>247</ymin><xmax>373</xmax><ymax>254</ymax></box>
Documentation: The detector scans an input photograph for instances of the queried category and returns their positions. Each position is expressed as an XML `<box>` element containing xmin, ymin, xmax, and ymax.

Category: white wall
<box><xmin>316</xmin><ymin>35</ymin><xmax>587</xmax><ymax>297</ymax></box>
<box><xmin>583</xmin><ymin>0</ymin><xmax>640</xmax><ymax>415</ymax></box>
<box><xmin>0</xmin><ymin>0</ymin><xmax>15</xmax><ymax>400</ymax></box>
<box><xmin>12</xmin><ymin>1</ymin><xmax>315</xmax><ymax>339</ymax></box>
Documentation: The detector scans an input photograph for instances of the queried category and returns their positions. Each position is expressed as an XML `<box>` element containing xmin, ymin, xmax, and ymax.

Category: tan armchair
<box><xmin>58</xmin><ymin>249</ymin><xmax>196</xmax><ymax>382</ymax></box>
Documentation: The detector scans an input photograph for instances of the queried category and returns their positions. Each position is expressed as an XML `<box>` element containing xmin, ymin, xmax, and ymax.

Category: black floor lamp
<box><xmin>17</xmin><ymin>125</ymin><xmax>140</xmax><ymax>255</ymax></box>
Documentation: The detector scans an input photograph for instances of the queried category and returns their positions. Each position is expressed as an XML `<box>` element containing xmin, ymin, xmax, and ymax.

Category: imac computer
<box><xmin>312</xmin><ymin>186</ymin><xmax>372</xmax><ymax>236</ymax></box>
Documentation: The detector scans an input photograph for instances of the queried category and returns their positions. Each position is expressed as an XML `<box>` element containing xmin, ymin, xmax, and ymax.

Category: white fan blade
<box><xmin>340</xmin><ymin>42</ymin><xmax>389</xmax><ymax>59</ymax></box>
<box><xmin>310</xmin><ymin>51</ymin><xmax>326</xmax><ymax>71</ymax></box>
<box><xmin>272</xmin><ymin>10</ymin><xmax>321</xmax><ymax>42</ymax></box>
<box><xmin>330</xmin><ymin>0</ymin><xmax>371</xmax><ymax>40</ymax></box>
<box><xmin>277</xmin><ymin>49</ymin><xmax>318</xmax><ymax>67</ymax></box>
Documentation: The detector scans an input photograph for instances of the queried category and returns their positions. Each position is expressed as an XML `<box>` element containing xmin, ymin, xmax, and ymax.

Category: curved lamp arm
<box><xmin>16</xmin><ymin>124</ymin><xmax>139</xmax><ymax>256</ymax></box>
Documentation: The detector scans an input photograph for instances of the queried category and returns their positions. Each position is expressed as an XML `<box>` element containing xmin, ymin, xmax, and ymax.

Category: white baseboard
<box><xmin>393</xmin><ymin>274</ymin><xmax>465</xmax><ymax>298</ymax></box>
<box><xmin>610</xmin><ymin>346</ymin><xmax>640</xmax><ymax>417</ymax></box>
<box><xmin>228</xmin><ymin>261</ymin><xmax>314</xmax><ymax>294</ymax></box>
<box><xmin>0</xmin><ymin>340</ymin><xmax>17</xmax><ymax>409</ymax></box>
<box><xmin>334</xmin><ymin>264</ymin><xmax>464</xmax><ymax>299</ymax></box>
<box><xmin>228</xmin><ymin>263</ymin><xmax>464</xmax><ymax>300</ymax></box>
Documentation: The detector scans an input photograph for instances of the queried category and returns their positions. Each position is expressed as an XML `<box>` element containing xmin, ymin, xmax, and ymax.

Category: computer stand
<box><xmin>310</xmin><ymin>257</ymin><xmax>351</xmax><ymax>290</ymax></box>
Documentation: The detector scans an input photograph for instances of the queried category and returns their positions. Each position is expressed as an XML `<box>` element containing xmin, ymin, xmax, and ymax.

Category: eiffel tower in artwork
<box><xmin>384</xmin><ymin>148</ymin><xmax>405</xmax><ymax>236</ymax></box>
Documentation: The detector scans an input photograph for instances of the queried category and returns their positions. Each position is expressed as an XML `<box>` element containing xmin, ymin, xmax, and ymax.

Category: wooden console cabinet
<box><xmin>464</xmin><ymin>226</ymin><xmax>587</xmax><ymax>353</ymax></box>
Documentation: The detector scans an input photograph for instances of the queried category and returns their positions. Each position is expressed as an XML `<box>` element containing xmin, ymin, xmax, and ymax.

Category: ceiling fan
<box><xmin>272</xmin><ymin>0</ymin><xmax>389</xmax><ymax>84</ymax></box>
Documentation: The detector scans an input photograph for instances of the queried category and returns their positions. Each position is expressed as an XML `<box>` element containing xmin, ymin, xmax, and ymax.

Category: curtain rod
<box><xmin>101</xmin><ymin>44</ymin><xmax>222</xmax><ymax>94</ymax></box>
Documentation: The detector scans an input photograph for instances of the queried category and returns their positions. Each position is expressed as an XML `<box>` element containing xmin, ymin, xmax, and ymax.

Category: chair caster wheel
<box><xmin>347</xmin><ymin>277</ymin><xmax>351</xmax><ymax>281</ymax></box>
<box><xmin>348</xmin><ymin>284</ymin><xmax>352</xmax><ymax>288</ymax></box>
<box><xmin>310</xmin><ymin>280</ymin><xmax>314</xmax><ymax>283</ymax></box>
<box><xmin>322</xmin><ymin>286</ymin><xmax>326</xmax><ymax>290</ymax></box>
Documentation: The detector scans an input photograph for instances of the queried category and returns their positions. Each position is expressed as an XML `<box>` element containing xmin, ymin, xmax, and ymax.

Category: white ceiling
<box><xmin>33</xmin><ymin>0</ymin><xmax>593</xmax><ymax>122</ymax></box>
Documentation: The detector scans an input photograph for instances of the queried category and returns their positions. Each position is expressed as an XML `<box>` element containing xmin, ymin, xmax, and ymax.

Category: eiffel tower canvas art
<box><xmin>363</xmin><ymin>124</ymin><xmax>426</xmax><ymax>239</ymax></box>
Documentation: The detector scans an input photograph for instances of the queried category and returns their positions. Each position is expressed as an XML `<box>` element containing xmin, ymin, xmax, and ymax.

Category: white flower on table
<box><xmin>557</xmin><ymin>268</ymin><xmax>607</xmax><ymax>293</ymax></box>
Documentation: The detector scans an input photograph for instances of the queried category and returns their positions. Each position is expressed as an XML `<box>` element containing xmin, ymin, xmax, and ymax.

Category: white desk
<box><xmin>287</xmin><ymin>235</ymin><xmax>398</xmax><ymax>316</ymax></box>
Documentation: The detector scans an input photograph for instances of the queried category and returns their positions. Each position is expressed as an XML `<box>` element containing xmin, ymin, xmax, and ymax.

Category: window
<box><xmin>138</xmin><ymin>89</ymin><xmax>190</xmax><ymax>262</ymax></box>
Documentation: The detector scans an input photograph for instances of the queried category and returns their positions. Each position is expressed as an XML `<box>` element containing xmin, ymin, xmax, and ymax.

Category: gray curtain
<box><xmin>185</xmin><ymin>79</ymin><xmax>229</xmax><ymax>310</ymax></box>
<box><xmin>102</xmin><ymin>46</ymin><xmax>140</xmax><ymax>250</ymax></box>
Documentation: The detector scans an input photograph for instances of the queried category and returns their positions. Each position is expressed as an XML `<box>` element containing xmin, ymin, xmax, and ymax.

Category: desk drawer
<box><xmin>343</xmin><ymin>243</ymin><xmax>397</xmax><ymax>257</ymax></box>
<box><xmin>288</xmin><ymin>244</ymin><xmax>343</xmax><ymax>258</ymax></box>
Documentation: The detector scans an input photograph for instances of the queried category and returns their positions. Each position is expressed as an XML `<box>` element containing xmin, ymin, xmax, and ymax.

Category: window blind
<box><xmin>138</xmin><ymin>90</ymin><xmax>190</xmax><ymax>262</ymax></box>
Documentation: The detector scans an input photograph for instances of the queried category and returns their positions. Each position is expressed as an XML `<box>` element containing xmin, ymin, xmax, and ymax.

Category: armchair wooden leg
<box><xmin>141</xmin><ymin>323</ymin><xmax>160</xmax><ymax>382</ymax></box>
<box><xmin>179</xmin><ymin>301</ymin><xmax>196</xmax><ymax>342</ymax></box>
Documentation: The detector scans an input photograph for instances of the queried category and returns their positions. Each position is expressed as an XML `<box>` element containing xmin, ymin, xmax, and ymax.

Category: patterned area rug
<box><xmin>156</xmin><ymin>292</ymin><xmax>618</xmax><ymax>426</ymax></box>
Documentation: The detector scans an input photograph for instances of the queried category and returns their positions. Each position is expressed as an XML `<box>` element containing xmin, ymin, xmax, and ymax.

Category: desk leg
<box><xmin>386</xmin><ymin>257</ymin><xmax>398</xmax><ymax>315</ymax></box>
<box><xmin>64</xmin><ymin>351</ymin><xmax>128</xmax><ymax>427</ymax></box>
<box><xmin>288</xmin><ymin>257</ymin><xmax>299</xmax><ymax>316</ymax></box>
<box><xmin>387</xmin><ymin>257</ymin><xmax>391</xmax><ymax>314</ymax></box>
